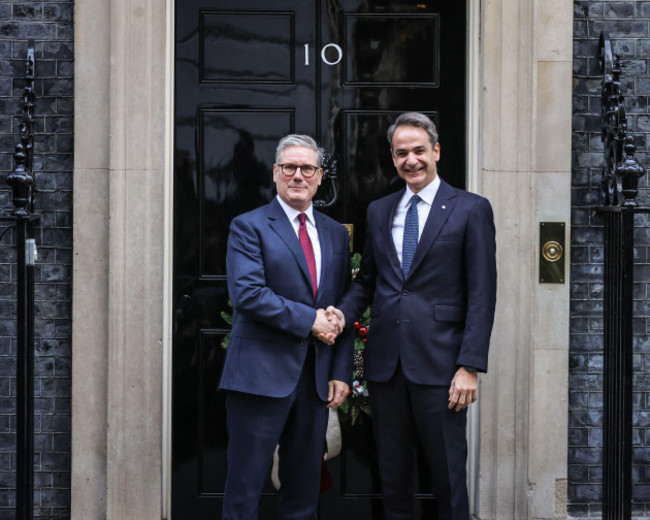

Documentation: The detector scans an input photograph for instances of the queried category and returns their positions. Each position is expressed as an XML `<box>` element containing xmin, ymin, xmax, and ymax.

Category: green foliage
<box><xmin>350</xmin><ymin>252</ymin><xmax>362</xmax><ymax>271</ymax></box>
<box><xmin>220</xmin><ymin>310</ymin><xmax>232</xmax><ymax>326</ymax></box>
<box><xmin>221</xmin><ymin>301</ymin><xmax>233</xmax><ymax>349</ymax></box>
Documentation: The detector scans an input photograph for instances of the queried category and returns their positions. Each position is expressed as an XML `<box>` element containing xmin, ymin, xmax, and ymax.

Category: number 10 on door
<box><xmin>304</xmin><ymin>43</ymin><xmax>343</xmax><ymax>66</ymax></box>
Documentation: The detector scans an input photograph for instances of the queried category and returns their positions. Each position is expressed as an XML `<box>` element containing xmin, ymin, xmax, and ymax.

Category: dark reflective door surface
<box><xmin>173</xmin><ymin>1</ymin><xmax>466</xmax><ymax>518</ymax></box>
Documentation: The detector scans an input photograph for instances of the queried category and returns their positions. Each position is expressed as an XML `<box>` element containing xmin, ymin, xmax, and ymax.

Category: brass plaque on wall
<box><xmin>539</xmin><ymin>222</ymin><xmax>565</xmax><ymax>284</ymax></box>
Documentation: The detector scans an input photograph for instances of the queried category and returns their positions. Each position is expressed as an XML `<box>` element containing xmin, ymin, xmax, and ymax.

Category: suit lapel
<box><xmin>407</xmin><ymin>180</ymin><xmax>457</xmax><ymax>278</ymax></box>
<box><xmin>376</xmin><ymin>191</ymin><xmax>403</xmax><ymax>281</ymax></box>
<box><xmin>314</xmin><ymin>212</ymin><xmax>332</xmax><ymax>306</ymax></box>
<box><xmin>266</xmin><ymin>199</ymin><xmax>313</xmax><ymax>292</ymax></box>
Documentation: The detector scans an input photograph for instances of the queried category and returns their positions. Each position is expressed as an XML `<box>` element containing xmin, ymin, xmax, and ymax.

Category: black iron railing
<box><xmin>2</xmin><ymin>40</ymin><xmax>39</xmax><ymax>520</ymax></box>
<box><xmin>598</xmin><ymin>31</ymin><xmax>648</xmax><ymax>520</ymax></box>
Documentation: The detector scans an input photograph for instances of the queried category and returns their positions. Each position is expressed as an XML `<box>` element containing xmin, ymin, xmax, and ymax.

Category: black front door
<box><xmin>173</xmin><ymin>1</ymin><xmax>466</xmax><ymax>518</ymax></box>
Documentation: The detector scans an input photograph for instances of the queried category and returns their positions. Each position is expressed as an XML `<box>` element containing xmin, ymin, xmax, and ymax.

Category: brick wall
<box><xmin>0</xmin><ymin>1</ymin><xmax>72</xmax><ymax>518</ymax></box>
<box><xmin>572</xmin><ymin>1</ymin><xmax>650</xmax><ymax>518</ymax></box>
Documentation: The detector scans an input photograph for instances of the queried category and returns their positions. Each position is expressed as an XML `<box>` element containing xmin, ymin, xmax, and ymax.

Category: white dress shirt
<box><xmin>392</xmin><ymin>175</ymin><xmax>441</xmax><ymax>267</ymax></box>
<box><xmin>276</xmin><ymin>195</ymin><xmax>322</xmax><ymax>285</ymax></box>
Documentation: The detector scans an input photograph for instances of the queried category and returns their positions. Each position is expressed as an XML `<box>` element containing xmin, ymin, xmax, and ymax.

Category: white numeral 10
<box><xmin>304</xmin><ymin>43</ymin><xmax>343</xmax><ymax>66</ymax></box>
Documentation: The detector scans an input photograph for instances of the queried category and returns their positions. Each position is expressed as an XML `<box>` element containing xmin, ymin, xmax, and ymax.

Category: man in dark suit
<box><xmin>331</xmin><ymin>112</ymin><xmax>497</xmax><ymax>520</ymax></box>
<box><xmin>220</xmin><ymin>134</ymin><xmax>353</xmax><ymax>520</ymax></box>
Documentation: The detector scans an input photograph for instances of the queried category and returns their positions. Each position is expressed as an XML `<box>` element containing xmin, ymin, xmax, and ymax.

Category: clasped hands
<box><xmin>311</xmin><ymin>306</ymin><xmax>346</xmax><ymax>345</ymax></box>
<box><xmin>311</xmin><ymin>306</ymin><xmax>348</xmax><ymax>408</ymax></box>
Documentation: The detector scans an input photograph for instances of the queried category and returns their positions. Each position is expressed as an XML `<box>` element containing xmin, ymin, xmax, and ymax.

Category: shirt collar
<box><xmin>401</xmin><ymin>174</ymin><xmax>440</xmax><ymax>208</ymax></box>
<box><xmin>276</xmin><ymin>195</ymin><xmax>315</xmax><ymax>225</ymax></box>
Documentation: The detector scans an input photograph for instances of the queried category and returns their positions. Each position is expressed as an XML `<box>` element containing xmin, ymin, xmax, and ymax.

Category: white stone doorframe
<box><xmin>71</xmin><ymin>0</ymin><xmax>572</xmax><ymax>519</ymax></box>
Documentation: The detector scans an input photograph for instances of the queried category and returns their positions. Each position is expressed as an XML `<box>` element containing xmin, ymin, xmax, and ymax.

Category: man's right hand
<box><xmin>311</xmin><ymin>308</ymin><xmax>342</xmax><ymax>345</ymax></box>
<box><xmin>325</xmin><ymin>306</ymin><xmax>346</xmax><ymax>330</ymax></box>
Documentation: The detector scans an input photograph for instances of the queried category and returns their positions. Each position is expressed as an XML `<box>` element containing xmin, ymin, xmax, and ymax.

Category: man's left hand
<box><xmin>327</xmin><ymin>380</ymin><xmax>350</xmax><ymax>409</ymax></box>
<box><xmin>448</xmin><ymin>367</ymin><xmax>478</xmax><ymax>411</ymax></box>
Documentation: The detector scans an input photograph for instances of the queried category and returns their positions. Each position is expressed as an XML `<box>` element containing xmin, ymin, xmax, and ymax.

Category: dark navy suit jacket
<box><xmin>338</xmin><ymin>179</ymin><xmax>497</xmax><ymax>385</ymax></box>
<box><xmin>220</xmin><ymin>197</ymin><xmax>353</xmax><ymax>401</ymax></box>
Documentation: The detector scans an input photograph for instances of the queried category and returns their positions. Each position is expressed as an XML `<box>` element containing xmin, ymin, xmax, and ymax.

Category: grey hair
<box><xmin>275</xmin><ymin>134</ymin><xmax>324</xmax><ymax>166</ymax></box>
<box><xmin>387</xmin><ymin>112</ymin><xmax>438</xmax><ymax>149</ymax></box>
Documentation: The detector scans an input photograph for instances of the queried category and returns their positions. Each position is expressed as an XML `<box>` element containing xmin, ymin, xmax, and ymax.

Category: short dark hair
<box><xmin>387</xmin><ymin>112</ymin><xmax>438</xmax><ymax>149</ymax></box>
<box><xmin>275</xmin><ymin>134</ymin><xmax>324</xmax><ymax>166</ymax></box>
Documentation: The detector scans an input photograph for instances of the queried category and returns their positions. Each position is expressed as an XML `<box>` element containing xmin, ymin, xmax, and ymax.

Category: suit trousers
<box><xmin>222</xmin><ymin>345</ymin><xmax>328</xmax><ymax>520</ymax></box>
<box><xmin>368</xmin><ymin>364</ymin><xmax>469</xmax><ymax>520</ymax></box>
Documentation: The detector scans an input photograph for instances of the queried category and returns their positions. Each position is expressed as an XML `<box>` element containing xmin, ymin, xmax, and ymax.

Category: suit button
<box><xmin>402</xmin><ymin>290</ymin><xmax>409</xmax><ymax>296</ymax></box>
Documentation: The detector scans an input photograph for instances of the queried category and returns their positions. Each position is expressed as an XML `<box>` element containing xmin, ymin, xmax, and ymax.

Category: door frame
<box><xmin>161</xmin><ymin>1</ymin><xmax>482</xmax><ymax>517</ymax></box>
<box><xmin>72</xmin><ymin>0</ymin><xmax>574</xmax><ymax>518</ymax></box>
<box><xmin>162</xmin><ymin>0</ymin><xmax>175</xmax><ymax>515</ymax></box>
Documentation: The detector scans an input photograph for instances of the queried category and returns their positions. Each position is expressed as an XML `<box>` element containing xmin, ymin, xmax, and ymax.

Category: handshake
<box><xmin>311</xmin><ymin>306</ymin><xmax>346</xmax><ymax>345</ymax></box>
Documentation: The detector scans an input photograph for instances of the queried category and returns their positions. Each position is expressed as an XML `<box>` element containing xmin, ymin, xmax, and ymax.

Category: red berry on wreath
<box><xmin>359</xmin><ymin>327</ymin><xmax>368</xmax><ymax>336</ymax></box>
<box><xmin>354</xmin><ymin>321</ymin><xmax>360</xmax><ymax>329</ymax></box>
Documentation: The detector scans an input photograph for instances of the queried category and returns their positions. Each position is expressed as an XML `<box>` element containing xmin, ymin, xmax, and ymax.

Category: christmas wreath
<box><xmin>336</xmin><ymin>305</ymin><xmax>371</xmax><ymax>429</ymax></box>
<box><xmin>336</xmin><ymin>253</ymin><xmax>371</xmax><ymax>429</ymax></box>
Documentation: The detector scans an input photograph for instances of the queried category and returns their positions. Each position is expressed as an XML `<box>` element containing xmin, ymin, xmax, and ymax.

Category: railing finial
<box><xmin>6</xmin><ymin>40</ymin><xmax>36</xmax><ymax>217</ymax></box>
<box><xmin>617</xmin><ymin>135</ymin><xmax>645</xmax><ymax>207</ymax></box>
<box><xmin>599</xmin><ymin>31</ymin><xmax>647</xmax><ymax>208</ymax></box>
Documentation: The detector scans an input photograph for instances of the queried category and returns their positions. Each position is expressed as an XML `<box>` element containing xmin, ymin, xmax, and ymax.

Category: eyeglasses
<box><xmin>277</xmin><ymin>163</ymin><xmax>320</xmax><ymax>178</ymax></box>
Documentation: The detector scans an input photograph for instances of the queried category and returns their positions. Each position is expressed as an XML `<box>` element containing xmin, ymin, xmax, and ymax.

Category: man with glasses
<box><xmin>220</xmin><ymin>134</ymin><xmax>353</xmax><ymax>520</ymax></box>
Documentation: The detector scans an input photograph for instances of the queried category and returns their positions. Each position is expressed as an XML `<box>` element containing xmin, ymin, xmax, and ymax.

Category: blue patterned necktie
<box><xmin>402</xmin><ymin>194</ymin><xmax>420</xmax><ymax>277</ymax></box>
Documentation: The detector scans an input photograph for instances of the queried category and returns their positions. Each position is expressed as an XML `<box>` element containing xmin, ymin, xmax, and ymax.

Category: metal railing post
<box><xmin>3</xmin><ymin>39</ymin><xmax>39</xmax><ymax>520</ymax></box>
<box><xmin>15</xmin><ymin>218</ymin><xmax>35</xmax><ymax>520</ymax></box>
<box><xmin>598</xmin><ymin>31</ymin><xmax>648</xmax><ymax>520</ymax></box>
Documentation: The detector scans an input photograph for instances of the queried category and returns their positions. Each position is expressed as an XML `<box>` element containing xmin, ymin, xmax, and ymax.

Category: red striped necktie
<box><xmin>298</xmin><ymin>213</ymin><xmax>318</xmax><ymax>301</ymax></box>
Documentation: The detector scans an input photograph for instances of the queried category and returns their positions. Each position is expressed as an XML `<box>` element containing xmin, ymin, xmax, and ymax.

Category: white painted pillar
<box><xmin>477</xmin><ymin>0</ymin><xmax>572</xmax><ymax>518</ymax></box>
<box><xmin>72</xmin><ymin>0</ymin><xmax>168</xmax><ymax>518</ymax></box>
